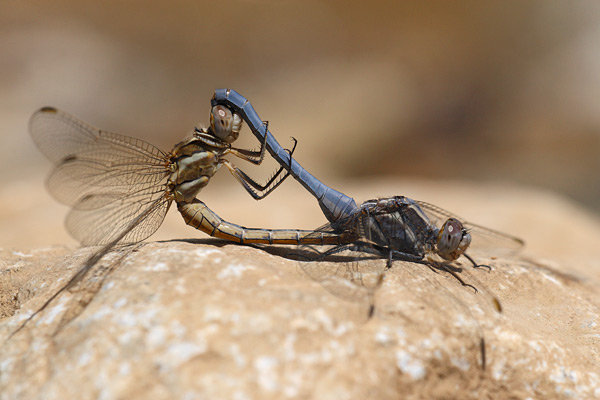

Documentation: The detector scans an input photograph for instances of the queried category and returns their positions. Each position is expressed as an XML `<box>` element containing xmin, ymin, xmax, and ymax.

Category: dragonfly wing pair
<box><xmin>29</xmin><ymin>107</ymin><xmax>172</xmax><ymax>246</ymax></box>
<box><xmin>30</xmin><ymin>102</ymin><xmax>298</xmax><ymax>248</ymax></box>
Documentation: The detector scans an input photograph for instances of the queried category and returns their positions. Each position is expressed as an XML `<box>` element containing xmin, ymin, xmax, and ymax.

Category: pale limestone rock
<box><xmin>1</xmin><ymin>183</ymin><xmax>599</xmax><ymax>399</ymax></box>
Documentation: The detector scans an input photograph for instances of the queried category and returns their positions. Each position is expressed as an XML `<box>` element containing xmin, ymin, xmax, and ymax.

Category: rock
<box><xmin>1</xmin><ymin>183</ymin><xmax>599</xmax><ymax>399</ymax></box>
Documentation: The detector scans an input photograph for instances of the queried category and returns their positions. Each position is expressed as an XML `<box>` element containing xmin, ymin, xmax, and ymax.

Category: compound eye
<box><xmin>437</xmin><ymin>218</ymin><xmax>470</xmax><ymax>261</ymax></box>
<box><xmin>210</xmin><ymin>105</ymin><xmax>235</xmax><ymax>142</ymax></box>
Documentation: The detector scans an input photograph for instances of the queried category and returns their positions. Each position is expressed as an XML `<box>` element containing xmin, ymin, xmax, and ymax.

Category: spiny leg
<box><xmin>365</xmin><ymin>244</ymin><xmax>482</xmax><ymax>294</ymax></box>
<box><xmin>464</xmin><ymin>253</ymin><xmax>492</xmax><ymax>271</ymax></box>
<box><xmin>223</xmin><ymin>137</ymin><xmax>297</xmax><ymax>200</ymax></box>
<box><xmin>461</xmin><ymin>254</ymin><xmax>503</xmax><ymax>313</ymax></box>
<box><xmin>293</xmin><ymin>240</ymin><xmax>384</xmax><ymax>262</ymax></box>
<box><xmin>425</xmin><ymin>262</ymin><xmax>479</xmax><ymax>293</ymax></box>
<box><xmin>195</xmin><ymin>119</ymin><xmax>271</xmax><ymax>165</ymax></box>
<box><xmin>237</xmin><ymin>136</ymin><xmax>297</xmax><ymax>190</ymax></box>
<box><xmin>227</xmin><ymin>120</ymin><xmax>270</xmax><ymax>165</ymax></box>
<box><xmin>227</xmin><ymin>121</ymin><xmax>297</xmax><ymax>196</ymax></box>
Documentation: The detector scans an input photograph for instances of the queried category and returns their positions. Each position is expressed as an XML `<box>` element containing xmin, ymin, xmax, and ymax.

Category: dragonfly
<box><xmin>30</xmin><ymin>103</ymin><xmax>296</xmax><ymax>248</ymax></box>
<box><xmin>178</xmin><ymin>195</ymin><xmax>524</xmax><ymax>309</ymax></box>
<box><xmin>210</xmin><ymin>89</ymin><xmax>524</xmax><ymax>369</ymax></box>
<box><xmin>211</xmin><ymin>88</ymin><xmax>523</xmax><ymax>252</ymax></box>
<box><xmin>210</xmin><ymin>89</ymin><xmax>524</xmax><ymax>306</ymax></box>
<box><xmin>10</xmin><ymin>100</ymin><xmax>297</xmax><ymax>339</ymax></box>
<box><xmin>211</xmin><ymin>89</ymin><xmax>358</xmax><ymax>227</ymax></box>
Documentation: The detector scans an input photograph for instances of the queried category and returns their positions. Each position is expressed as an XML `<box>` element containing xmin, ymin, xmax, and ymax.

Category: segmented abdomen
<box><xmin>177</xmin><ymin>199</ymin><xmax>347</xmax><ymax>245</ymax></box>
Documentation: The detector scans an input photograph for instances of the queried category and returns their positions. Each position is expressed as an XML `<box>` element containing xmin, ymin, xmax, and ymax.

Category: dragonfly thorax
<box><xmin>357</xmin><ymin>197</ymin><xmax>433</xmax><ymax>257</ymax></box>
<box><xmin>168</xmin><ymin>139</ymin><xmax>222</xmax><ymax>203</ymax></box>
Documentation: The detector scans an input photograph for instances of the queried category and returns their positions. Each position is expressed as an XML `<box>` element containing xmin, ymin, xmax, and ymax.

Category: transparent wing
<box><xmin>29</xmin><ymin>107</ymin><xmax>172</xmax><ymax>246</ymax></box>
<box><xmin>29</xmin><ymin>107</ymin><xmax>168</xmax><ymax>165</ymax></box>
<box><xmin>416</xmin><ymin>200</ymin><xmax>524</xmax><ymax>254</ymax></box>
<box><xmin>66</xmin><ymin>188</ymin><xmax>171</xmax><ymax>246</ymax></box>
<box><xmin>30</xmin><ymin>107</ymin><xmax>170</xmax><ymax>205</ymax></box>
<box><xmin>297</xmin><ymin>217</ymin><xmax>387</xmax><ymax>310</ymax></box>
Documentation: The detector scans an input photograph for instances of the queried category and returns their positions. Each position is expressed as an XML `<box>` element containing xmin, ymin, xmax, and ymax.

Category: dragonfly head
<box><xmin>210</xmin><ymin>105</ymin><xmax>242</xmax><ymax>143</ymax></box>
<box><xmin>436</xmin><ymin>218</ymin><xmax>471</xmax><ymax>261</ymax></box>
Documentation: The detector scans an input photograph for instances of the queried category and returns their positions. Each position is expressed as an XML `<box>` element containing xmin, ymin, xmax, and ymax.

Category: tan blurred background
<box><xmin>1</xmin><ymin>0</ymin><xmax>600</xmax><ymax>256</ymax></box>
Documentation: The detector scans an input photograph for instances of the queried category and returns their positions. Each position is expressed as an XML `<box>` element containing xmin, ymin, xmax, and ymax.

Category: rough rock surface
<box><xmin>1</xmin><ymin>182</ymin><xmax>599</xmax><ymax>399</ymax></box>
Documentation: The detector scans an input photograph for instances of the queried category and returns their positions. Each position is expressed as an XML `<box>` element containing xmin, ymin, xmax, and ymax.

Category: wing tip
<box><xmin>39</xmin><ymin>106</ymin><xmax>58</xmax><ymax>114</ymax></box>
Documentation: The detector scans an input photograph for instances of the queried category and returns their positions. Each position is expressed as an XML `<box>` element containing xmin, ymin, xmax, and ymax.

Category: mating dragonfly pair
<box><xmin>29</xmin><ymin>89</ymin><xmax>524</xmax><ymax>313</ymax></box>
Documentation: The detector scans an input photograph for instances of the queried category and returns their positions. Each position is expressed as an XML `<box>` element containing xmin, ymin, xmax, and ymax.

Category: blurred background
<box><xmin>1</xmin><ymin>1</ymin><xmax>600</xmax><ymax>264</ymax></box>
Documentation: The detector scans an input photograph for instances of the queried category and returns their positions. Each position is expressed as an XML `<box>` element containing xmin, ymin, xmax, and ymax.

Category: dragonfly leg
<box><xmin>293</xmin><ymin>240</ymin><xmax>385</xmax><ymax>264</ymax></box>
<box><xmin>227</xmin><ymin>120</ymin><xmax>270</xmax><ymax>165</ymax></box>
<box><xmin>222</xmin><ymin>138</ymin><xmax>297</xmax><ymax>200</ymax></box>
<box><xmin>288</xmin><ymin>243</ymin><xmax>351</xmax><ymax>262</ymax></box>
<box><xmin>192</xmin><ymin>128</ymin><xmax>230</xmax><ymax>149</ymax></box>
<box><xmin>463</xmin><ymin>253</ymin><xmax>492</xmax><ymax>271</ymax></box>
<box><xmin>427</xmin><ymin>262</ymin><xmax>478</xmax><ymax>293</ymax></box>
<box><xmin>317</xmin><ymin>243</ymin><xmax>355</xmax><ymax>259</ymax></box>
<box><xmin>353</xmin><ymin>243</ymin><xmax>480</xmax><ymax>293</ymax></box>
<box><xmin>389</xmin><ymin>249</ymin><xmax>426</xmax><ymax>263</ymax></box>
<box><xmin>194</xmin><ymin>120</ymin><xmax>285</xmax><ymax>166</ymax></box>
<box><xmin>319</xmin><ymin>241</ymin><xmax>426</xmax><ymax>265</ymax></box>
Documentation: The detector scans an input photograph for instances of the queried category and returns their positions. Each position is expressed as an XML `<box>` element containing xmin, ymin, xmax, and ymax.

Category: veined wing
<box><xmin>29</xmin><ymin>107</ymin><xmax>170</xmax><ymax>205</ymax></box>
<box><xmin>297</xmin><ymin>218</ymin><xmax>387</xmax><ymax>310</ymax></box>
<box><xmin>29</xmin><ymin>107</ymin><xmax>172</xmax><ymax>246</ymax></box>
<box><xmin>65</xmin><ymin>188</ymin><xmax>172</xmax><ymax>246</ymax></box>
<box><xmin>416</xmin><ymin>200</ymin><xmax>524</xmax><ymax>254</ymax></box>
